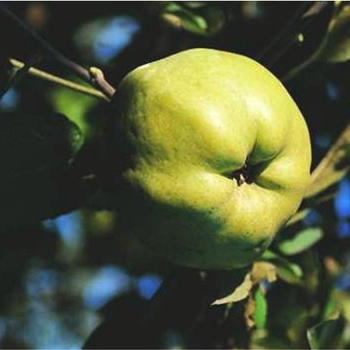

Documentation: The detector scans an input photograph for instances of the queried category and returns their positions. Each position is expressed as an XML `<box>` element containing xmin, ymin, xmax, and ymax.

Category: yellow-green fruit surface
<box><xmin>113</xmin><ymin>48</ymin><xmax>311</xmax><ymax>270</ymax></box>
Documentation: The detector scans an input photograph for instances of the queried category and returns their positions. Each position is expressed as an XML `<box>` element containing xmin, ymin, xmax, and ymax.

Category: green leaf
<box><xmin>278</xmin><ymin>228</ymin><xmax>323</xmax><ymax>256</ymax></box>
<box><xmin>161</xmin><ymin>2</ymin><xmax>225</xmax><ymax>36</ymax></box>
<box><xmin>261</xmin><ymin>250</ymin><xmax>303</xmax><ymax>285</ymax></box>
<box><xmin>317</xmin><ymin>4</ymin><xmax>350</xmax><ymax>63</ymax></box>
<box><xmin>305</xmin><ymin>123</ymin><xmax>350</xmax><ymax>198</ymax></box>
<box><xmin>50</xmin><ymin>83</ymin><xmax>98</xmax><ymax>139</ymax></box>
<box><xmin>0</xmin><ymin>112</ymin><xmax>83</xmax><ymax>173</ymax></box>
<box><xmin>0</xmin><ymin>112</ymin><xmax>85</xmax><ymax>229</ymax></box>
<box><xmin>253</xmin><ymin>288</ymin><xmax>267</xmax><ymax>329</ymax></box>
<box><xmin>212</xmin><ymin>272</ymin><xmax>252</xmax><ymax>305</ymax></box>
<box><xmin>307</xmin><ymin>317</ymin><xmax>346</xmax><ymax>349</ymax></box>
<box><xmin>287</xmin><ymin>208</ymin><xmax>310</xmax><ymax>226</ymax></box>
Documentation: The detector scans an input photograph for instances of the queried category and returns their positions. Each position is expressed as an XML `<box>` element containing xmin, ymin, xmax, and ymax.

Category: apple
<box><xmin>112</xmin><ymin>48</ymin><xmax>311</xmax><ymax>270</ymax></box>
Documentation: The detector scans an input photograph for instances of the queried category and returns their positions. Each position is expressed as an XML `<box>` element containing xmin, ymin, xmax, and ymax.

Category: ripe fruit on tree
<box><xmin>112</xmin><ymin>48</ymin><xmax>312</xmax><ymax>270</ymax></box>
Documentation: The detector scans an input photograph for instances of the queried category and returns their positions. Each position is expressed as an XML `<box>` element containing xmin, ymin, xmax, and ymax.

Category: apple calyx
<box><xmin>231</xmin><ymin>163</ymin><xmax>254</xmax><ymax>186</ymax></box>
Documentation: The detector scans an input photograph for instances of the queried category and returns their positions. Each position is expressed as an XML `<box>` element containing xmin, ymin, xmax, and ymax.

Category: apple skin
<box><xmin>112</xmin><ymin>48</ymin><xmax>312</xmax><ymax>270</ymax></box>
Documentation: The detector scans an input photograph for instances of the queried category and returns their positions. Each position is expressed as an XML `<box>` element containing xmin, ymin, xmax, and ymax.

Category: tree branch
<box><xmin>0</xmin><ymin>55</ymin><xmax>41</xmax><ymax>100</ymax></box>
<box><xmin>0</xmin><ymin>2</ymin><xmax>115</xmax><ymax>99</ymax></box>
<box><xmin>256</xmin><ymin>3</ymin><xmax>311</xmax><ymax>66</ymax></box>
<box><xmin>9</xmin><ymin>58</ymin><xmax>109</xmax><ymax>102</ymax></box>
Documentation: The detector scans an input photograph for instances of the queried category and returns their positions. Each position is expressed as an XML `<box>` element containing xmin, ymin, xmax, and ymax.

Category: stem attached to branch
<box><xmin>9</xmin><ymin>58</ymin><xmax>109</xmax><ymax>102</ymax></box>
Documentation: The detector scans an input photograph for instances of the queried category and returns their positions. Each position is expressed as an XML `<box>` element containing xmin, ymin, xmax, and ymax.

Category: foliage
<box><xmin>0</xmin><ymin>2</ymin><xmax>350</xmax><ymax>349</ymax></box>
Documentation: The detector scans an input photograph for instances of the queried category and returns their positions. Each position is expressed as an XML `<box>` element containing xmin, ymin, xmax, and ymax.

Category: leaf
<box><xmin>317</xmin><ymin>4</ymin><xmax>350</xmax><ymax>63</ymax></box>
<box><xmin>244</xmin><ymin>286</ymin><xmax>268</xmax><ymax>330</ymax></box>
<box><xmin>253</xmin><ymin>288</ymin><xmax>268</xmax><ymax>329</ymax></box>
<box><xmin>307</xmin><ymin>316</ymin><xmax>346</xmax><ymax>349</ymax></box>
<box><xmin>0</xmin><ymin>112</ymin><xmax>85</xmax><ymax>229</ymax></box>
<box><xmin>244</xmin><ymin>292</ymin><xmax>256</xmax><ymax>329</ymax></box>
<box><xmin>277</xmin><ymin>227</ymin><xmax>323</xmax><ymax>256</ymax></box>
<box><xmin>302</xmin><ymin>2</ymin><xmax>330</xmax><ymax>19</ymax></box>
<box><xmin>161</xmin><ymin>2</ymin><xmax>225</xmax><ymax>36</ymax></box>
<box><xmin>50</xmin><ymin>82</ymin><xmax>98</xmax><ymax>139</ymax></box>
<box><xmin>0</xmin><ymin>112</ymin><xmax>83</xmax><ymax>173</ymax></box>
<box><xmin>305</xmin><ymin>123</ymin><xmax>350</xmax><ymax>198</ymax></box>
<box><xmin>251</xmin><ymin>261</ymin><xmax>277</xmax><ymax>285</ymax></box>
<box><xmin>212</xmin><ymin>272</ymin><xmax>252</xmax><ymax>305</ymax></box>
<box><xmin>261</xmin><ymin>250</ymin><xmax>303</xmax><ymax>285</ymax></box>
<box><xmin>212</xmin><ymin>262</ymin><xmax>277</xmax><ymax>306</ymax></box>
<box><xmin>162</xmin><ymin>3</ymin><xmax>207</xmax><ymax>34</ymax></box>
<box><xmin>287</xmin><ymin>207</ymin><xmax>311</xmax><ymax>226</ymax></box>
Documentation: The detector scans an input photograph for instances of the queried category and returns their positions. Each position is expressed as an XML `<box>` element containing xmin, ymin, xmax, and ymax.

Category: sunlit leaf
<box><xmin>278</xmin><ymin>228</ymin><xmax>323</xmax><ymax>256</ymax></box>
<box><xmin>162</xmin><ymin>3</ymin><xmax>207</xmax><ymax>34</ymax></box>
<box><xmin>261</xmin><ymin>250</ymin><xmax>303</xmax><ymax>284</ymax></box>
<box><xmin>302</xmin><ymin>2</ymin><xmax>329</xmax><ymax>19</ymax></box>
<box><xmin>50</xmin><ymin>84</ymin><xmax>98</xmax><ymax>139</ymax></box>
<box><xmin>307</xmin><ymin>316</ymin><xmax>346</xmax><ymax>349</ymax></box>
<box><xmin>317</xmin><ymin>4</ymin><xmax>350</xmax><ymax>62</ymax></box>
<box><xmin>212</xmin><ymin>272</ymin><xmax>252</xmax><ymax>305</ymax></box>
<box><xmin>244</xmin><ymin>292</ymin><xmax>256</xmax><ymax>329</ymax></box>
<box><xmin>161</xmin><ymin>2</ymin><xmax>225</xmax><ymax>36</ymax></box>
<box><xmin>253</xmin><ymin>288</ymin><xmax>267</xmax><ymax>329</ymax></box>
<box><xmin>183</xmin><ymin>2</ymin><xmax>207</xmax><ymax>10</ymax></box>
<box><xmin>251</xmin><ymin>261</ymin><xmax>277</xmax><ymax>285</ymax></box>
<box><xmin>305</xmin><ymin>123</ymin><xmax>350</xmax><ymax>198</ymax></box>
<box><xmin>212</xmin><ymin>262</ymin><xmax>277</xmax><ymax>306</ymax></box>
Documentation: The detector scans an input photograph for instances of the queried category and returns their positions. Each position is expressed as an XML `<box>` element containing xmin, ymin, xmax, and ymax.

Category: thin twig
<box><xmin>256</xmin><ymin>3</ymin><xmax>311</xmax><ymax>65</ymax></box>
<box><xmin>282</xmin><ymin>19</ymin><xmax>330</xmax><ymax>82</ymax></box>
<box><xmin>281</xmin><ymin>49</ymin><xmax>319</xmax><ymax>82</ymax></box>
<box><xmin>9</xmin><ymin>58</ymin><xmax>109</xmax><ymax>102</ymax></box>
<box><xmin>0</xmin><ymin>55</ymin><xmax>41</xmax><ymax>100</ymax></box>
<box><xmin>257</xmin><ymin>2</ymin><xmax>332</xmax><ymax>75</ymax></box>
<box><xmin>0</xmin><ymin>2</ymin><xmax>115</xmax><ymax>99</ymax></box>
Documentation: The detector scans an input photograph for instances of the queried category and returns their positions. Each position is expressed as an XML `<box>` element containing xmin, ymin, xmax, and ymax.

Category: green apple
<box><xmin>112</xmin><ymin>48</ymin><xmax>311</xmax><ymax>270</ymax></box>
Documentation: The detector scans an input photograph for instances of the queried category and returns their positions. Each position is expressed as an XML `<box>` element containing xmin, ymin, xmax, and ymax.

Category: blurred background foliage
<box><xmin>0</xmin><ymin>1</ymin><xmax>350</xmax><ymax>349</ymax></box>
